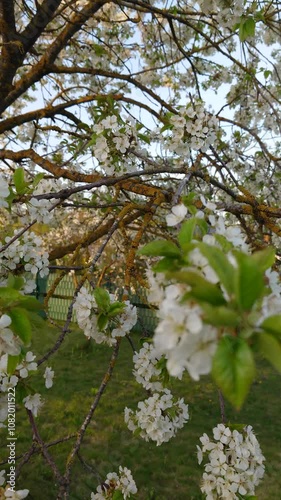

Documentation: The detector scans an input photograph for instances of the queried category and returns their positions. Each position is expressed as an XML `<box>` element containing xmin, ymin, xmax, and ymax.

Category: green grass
<box><xmin>1</xmin><ymin>318</ymin><xmax>281</xmax><ymax>499</ymax></box>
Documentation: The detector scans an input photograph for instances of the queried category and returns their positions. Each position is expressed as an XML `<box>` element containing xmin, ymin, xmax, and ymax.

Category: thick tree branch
<box><xmin>0</xmin><ymin>0</ymin><xmax>109</xmax><ymax>113</ymax></box>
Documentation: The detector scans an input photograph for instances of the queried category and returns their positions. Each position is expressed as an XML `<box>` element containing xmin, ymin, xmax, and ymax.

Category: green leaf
<box><xmin>251</xmin><ymin>246</ymin><xmax>275</xmax><ymax>272</ymax></box>
<box><xmin>239</xmin><ymin>17</ymin><xmax>255</xmax><ymax>42</ymax></box>
<box><xmin>227</xmin><ymin>422</ymin><xmax>247</xmax><ymax>432</ymax></box>
<box><xmin>112</xmin><ymin>490</ymin><xmax>124</xmax><ymax>500</ymax></box>
<box><xmin>197</xmin><ymin>242</ymin><xmax>235</xmax><ymax>296</ymax></box>
<box><xmin>13</xmin><ymin>167</ymin><xmax>28</xmax><ymax>194</ymax></box>
<box><xmin>194</xmin><ymin>218</ymin><xmax>209</xmax><ymax>236</ymax></box>
<box><xmin>97</xmin><ymin>313</ymin><xmax>108</xmax><ymax>331</ymax></box>
<box><xmin>108</xmin><ymin>302</ymin><xmax>125</xmax><ymax>318</ymax></box>
<box><xmin>138</xmin><ymin>132</ymin><xmax>151</xmax><ymax>145</ymax></box>
<box><xmin>254</xmin><ymin>331</ymin><xmax>281</xmax><ymax>373</ymax></box>
<box><xmin>7</xmin><ymin>354</ymin><xmax>20</xmax><ymax>374</ymax></box>
<box><xmin>202</xmin><ymin>304</ymin><xmax>240</xmax><ymax>328</ymax></box>
<box><xmin>20</xmin><ymin>296</ymin><xmax>44</xmax><ymax>311</ymax></box>
<box><xmin>94</xmin><ymin>287</ymin><xmax>111</xmax><ymax>312</ymax></box>
<box><xmin>33</xmin><ymin>172</ymin><xmax>45</xmax><ymax>188</ymax></box>
<box><xmin>234</xmin><ymin>252</ymin><xmax>265</xmax><ymax>311</ymax></box>
<box><xmin>263</xmin><ymin>70</ymin><xmax>271</xmax><ymax>79</ymax></box>
<box><xmin>15</xmin><ymin>382</ymin><xmax>29</xmax><ymax>402</ymax></box>
<box><xmin>0</xmin><ymin>288</ymin><xmax>43</xmax><ymax>311</ymax></box>
<box><xmin>178</xmin><ymin>219</ymin><xmax>197</xmax><ymax>251</ymax></box>
<box><xmin>213</xmin><ymin>234</ymin><xmax>233</xmax><ymax>253</ymax></box>
<box><xmin>171</xmin><ymin>271</ymin><xmax>226</xmax><ymax>306</ymax></box>
<box><xmin>244</xmin><ymin>16</ymin><xmax>256</xmax><ymax>36</ymax></box>
<box><xmin>212</xmin><ymin>336</ymin><xmax>256</xmax><ymax>409</ymax></box>
<box><xmin>9</xmin><ymin>307</ymin><xmax>32</xmax><ymax>344</ymax></box>
<box><xmin>6</xmin><ymin>274</ymin><xmax>25</xmax><ymax>290</ymax></box>
<box><xmin>261</xmin><ymin>315</ymin><xmax>281</xmax><ymax>339</ymax></box>
<box><xmin>138</xmin><ymin>240</ymin><xmax>181</xmax><ymax>258</ymax></box>
<box><xmin>152</xmin><ymin>256</ymin><xmax>181</xmax><ymax>272</ymax></box>
<box><xmin>0</xmin><ymin>287</ymin><xmax>24</xmax><ymax>307</ymax></box>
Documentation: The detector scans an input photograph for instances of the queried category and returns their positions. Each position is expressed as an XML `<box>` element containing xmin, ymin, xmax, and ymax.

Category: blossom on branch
<box><xmin>23</xmin><ymin>394</ymin><xmax>43</xmax><ymax>417</ymax></box>
<box><xmin>166</xmin><ymin>204</ymin><xmax>188</xmax><ymax>226</ymax></box>
<box><xmin>44</xmin><ymin>367</ymin><xmax>54</xmax><ymax>389</ymax></box>
<box><xmin>197</xmin><ymin>424</ymin><xmax>265</xmax><ymax>499</ymax></box>
<box><xmin>124</xmin><ymin>389</ymin><xmax>189</xmax><ymax>446</ymax></box>
<box><xmin>91</xmin><ymin>466</ymin><xmax>137</xmax><ymax>499</ymax></box>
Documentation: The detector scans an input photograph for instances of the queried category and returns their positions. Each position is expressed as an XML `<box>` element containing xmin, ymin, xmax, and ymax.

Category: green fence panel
<box><xmin>36</xmin><ymin>273</ymin><xmax>158</xmax><ymax>335</ymax></box>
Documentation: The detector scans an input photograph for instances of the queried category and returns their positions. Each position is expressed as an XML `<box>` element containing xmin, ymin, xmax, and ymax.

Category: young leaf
<box><xmin>7</xmin><ymin>274</ymin><xmax>25</xmax><ymax>290</ymax></box>
<box><xmin>152</xmin><ymin>256</ymin><xmax>182</xmax><ymax>273</ymax></box>
<box><xmin>197</xmin><ymin>242</ymin><xmax>235</xmax><ymax>296</ymax></box>
<box><xmin>7</xmin><ymin>354</ymin><xmax>20</xmax><ymax>374</ymax></box>
<box><xmin>254</xmin><ymin>331</ymin><xmax>281</xmax><ymax>373</ymax></box>
<box><xmin>251</xmin><ymin>246</ymin><xmax>275</xmax><ymax>272</ymax></box>
<box><xmin>108</xmin><ymin>302</ymin><xmax>125</xmax><ymax>318</ymax></box>
<box><xmin>178</xmin><ymin>219</ymin><xmax>197</xmax><ymax>251</ymax></box>
<box><xmin>0</xmin><ymin>287</ymin><xmax>43</xmax><ymax>311</ymax></box>
<box><xmin>234</xmin><ymin>252</ymin><xmax>265</xmax><ymax>311</ymax></box>
<box><xmin>97</xmin><ymin>313</ymin><xmax>108</xmax><ymax>331</ymax></box>
<box><xmin>20</xmin><ymin>296</ymin><xmax>44</xmax><ymax>311</ymax></box>
<box><xmin>202</xmin><ymin>304</ymin><xmax>240</xmax><ymax>328</ymax></box>
<box><xmin>112</xmin><ymin>490</ymin><xmax>124</xmax><ymax>500</ymax></box>
<box><xmin>138</xmin><ymin>240</ymin><xmax>181</xmax><ymax>258</ymax></box>
<box><xmin>260</xmin><ymin>315</ymin><xmax>281</xmax><ymax>339</ymax></box>
<box><xmin>0</xmin><ymin>287</ymin><xmax>24</xmax><ymax>307</ymax></box>
<box><xmin>33</xmin><ymin>172</ymin><xmax>45</xmax><ymax>188</ymax></box>
<box><xmin>94</xmin><ymin>287</ymin><xmax>111</xmax><ymax>312</ymax></box>
<box><xmin>13</xmin><ymin>167</ymin><xmax>28</xmax><ymax>194</ymax></box>
<box><xmin>239</xmin><ymin>17</ymin><xmax>255</xmax><ymax>42</ymax></box>
<box><xmin>171</xmin><ymin>271</ymin><xmax>226</xmax><ymax>306</ymax></box>
<box><xmin>138</xmin><ymin>132</ymin><xmax>151</xmax><ymax>144</ymax></box>
<box><xmin>9</xmin><ymin>307</ymin><xmax>32</xmax><ymax>344</ymax></box>
<box><xmin>212</xmin><ymin>336</ymin><xmax>256</xmax><ymax>409</ymax></box>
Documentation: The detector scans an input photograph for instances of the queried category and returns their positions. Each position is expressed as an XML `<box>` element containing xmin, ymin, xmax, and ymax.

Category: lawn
<box><xmin>1</xmin><ymin>317</ymin><xmax>280</xmax><ymax>499</ymax></box>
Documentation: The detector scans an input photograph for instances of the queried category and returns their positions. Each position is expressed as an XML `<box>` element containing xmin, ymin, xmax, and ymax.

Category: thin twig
<box><xmin>218</xmin><ymin>390</ymin><xmax>226</xmax><ymax>424</ymax></box>
<box><xmin>26</xmin><ymin>409</ymin><xmax>63</xmax><ymax>483</ymax></box>
<box><xmin>62</xmin><ymin>340</ymin><xmax>121</xmax><ymax>498</ymax></box>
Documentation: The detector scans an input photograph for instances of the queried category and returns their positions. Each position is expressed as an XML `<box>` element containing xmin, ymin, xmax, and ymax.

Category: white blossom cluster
<box><xmin>198</xmin><ymin>0</ymin><xmax>245</xmax><ymax>31</ymax></box>
<box><xmin>0</xmin><ymin>175</ymin><xmax>10</xmax><ymax>209</ymax></box>
<box><xmin>197</xmin><ymin>424</ymin><xmax>265</xmax><ymax>499</ymax></box>
<box><xmin>21</xmin><ymin>197</ymin><xmax>54</xmax><ymax>225</ymax></box>
<box><xmin>124</xmin><ymin>389</ymin><xmax>189</xmax><ymax>446</ymax></box>
<box><xmin>0</xmin><ymin>230</ymin><xmax>49</xmax><ymax>293</ymax></box>
<box><xmin>153</xmin><ymin>284</ymin><xmax>218</xmax><ymax>381</ymax></box>
<box><xmin>207</xmin><ymin>214</ymin><xmax>249</xmax><ymax>253</ymax></box>
<box><xmin>153</xmin><ymin>201</ymin><xmax>280</xmax><ymax>383</ymax></box>
<box><xmin>0</xmin><ymin>470</ymin><xmax>29</xmax><ymax>498</ymax></box>
<box><xmin>127</xmin><ymin>340</ymin><xmax>189</xmax><ymax>445</ymax></box>
<box><xmin>132</xmin><ymin>342</ymin><xmax>163</xmax><ymax>391</ymax></box>
<box><xmin>44</xmin><ymin>366</ymin><xmax>54</xmax><ymax>389</ymax></box>
<box><xmin>0</xmin><ymin>473</ymin><xmax>29</xmax><ymax>500</ymax></box>
<box><xmin>23</xmin><ymin>393</ymin><xmax>43</xmax><ymax>417</ymax></box>
<box><xmin>91</xmin><ymin>466</ymin><xmax>137</xmax><ymax>499</ymax></box>
<box><xmin>166</xmin><ymin>203</ymin><xmax>188</xmax><ymax>227</ymax></box>
<box><xmin>0</xmin><ymin>315</ymin><xmax>22</xmax><ymax>357</ymax></box>
<box><xmin>73</xmin><ymin>286</ymin><xmax>137</xmax><ymax>346</ymax></box>
<box><xmin>0</xmin><ymin>351</ymin><xmax>51</xmax><ymax>423</ymax></box>
<box><xmin>145</xmin><ymin>268</ymin><xmax>165</xmax><ymax>306</ymax></box>
<box><xmin>91</xmin><ymin>114</ymin><xmax>138</xmax><ymax>175</ymax></box>
<box><xmin>16</xmin><ymin>352</ymin><xmax>37</xmax><ymax>378</ymax></box>
<box><xmin>0</xmin><ymin>353</ymin><xmax>18</xmax><ymax>428</ymax></box>
<box><xmin>166</xmin><ymin>102</ymin><xmax>218</xmax><ymax>157</ymax></box>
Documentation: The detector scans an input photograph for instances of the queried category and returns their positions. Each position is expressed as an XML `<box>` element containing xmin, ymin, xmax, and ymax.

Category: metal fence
<box><xmin>35</xmin><ymin>272</ymin><xmax>158</xmax><ymax>335</ymax></box>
